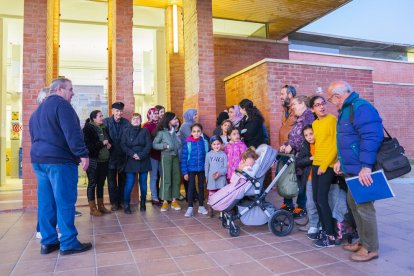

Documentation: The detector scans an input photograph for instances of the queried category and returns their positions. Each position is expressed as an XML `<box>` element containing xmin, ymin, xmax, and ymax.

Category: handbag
<box><xmin>375</xmin><ymin>128</ymin><xmax>411</xmax><ymax>180</ymax></box>
<box><xmin>276</xmin><ymin>158</ymin><xmax>299</xmax><ymax>199</ymax></box>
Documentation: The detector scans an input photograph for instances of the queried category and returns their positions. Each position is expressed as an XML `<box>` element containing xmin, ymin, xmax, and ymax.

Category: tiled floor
<box><xmin>1</xmin><ymin>180</ymin><xmax>414</xmax><ymax>276</ymax></box>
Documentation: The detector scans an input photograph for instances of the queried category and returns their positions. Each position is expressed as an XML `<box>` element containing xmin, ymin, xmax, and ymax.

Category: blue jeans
<box><xmin>306</xmin><ymin>179</ymin><xmax>319</xmax><ymax>229</ymax></box>
<box><xmin>124</xmin><ymin>172</ymin><xmax>148</xmax><ymax>203</ymax></box>
<box><xmin>33</xmin><ymin>163</ymin><xmax>80</xmax><ymax>250</ymax></box>
<box><xmin>149</xmin><ymin>158</ymin><xmax>159</xmax><ymax>200</ymax></box>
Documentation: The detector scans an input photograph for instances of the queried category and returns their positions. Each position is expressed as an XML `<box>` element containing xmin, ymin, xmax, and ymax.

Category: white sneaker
<box><xmin>198</xmin><ymin>206</ymin><xmax>208</xmax><ymax>215</ymax></box>
<box><xmin>185</xmin><ymin>207</ymin><xmax>193</xmax><ymax>217</ymax></box>
<box><xmin>308</xmin><ymin>227</ymin><xmax>319</xmax><ymax>235</ymax></box>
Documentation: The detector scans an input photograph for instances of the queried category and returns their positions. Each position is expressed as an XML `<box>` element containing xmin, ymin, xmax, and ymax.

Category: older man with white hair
<box><xmin>328</xmin><ymin>80</ymin><xmax>384</xmax><ymax>262</ymax></box>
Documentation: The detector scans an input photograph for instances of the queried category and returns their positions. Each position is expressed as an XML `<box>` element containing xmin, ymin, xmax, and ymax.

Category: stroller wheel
<box><xmin>268</xmin><ymin>210</ymin><xmax>294</xmax><ymax>237</ymax></box>
<box><xmin>229</xmin><ymin>225</ymin><xmax>240</xmax><ymax>237</ymax></box>
<box><xmin>221</xmin><ymin>214</ymin><xmax>230</xmax><ymax>229</ymax></box>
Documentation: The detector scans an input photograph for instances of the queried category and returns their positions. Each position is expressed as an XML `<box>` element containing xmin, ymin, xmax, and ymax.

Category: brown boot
<box><xmin>97</xmin><ymin>198</ymin><xmax>111</xmax><ymax>214</ymax></box>
<box><xmin>88</xmin><ymin>200</ymin><xmax>102</xmax><ymax>216</ymax></box>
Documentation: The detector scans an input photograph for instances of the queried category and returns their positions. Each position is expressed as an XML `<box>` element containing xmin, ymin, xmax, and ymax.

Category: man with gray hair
<box><xmin>328</xmin><ymin>80</ymin><xmax>383</xmax><ymax>262</ymax></box>
<box><xmin>30</xmin><ymin>77</ymin><xmax>92</xmax><ymax>255</ymax></box>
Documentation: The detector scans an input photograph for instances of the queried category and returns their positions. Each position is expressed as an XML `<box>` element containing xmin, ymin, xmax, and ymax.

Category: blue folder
<box><xmin>345</xmin><ymin>170</ymin><xmax>395</xmax><ymax>204</ymax></box>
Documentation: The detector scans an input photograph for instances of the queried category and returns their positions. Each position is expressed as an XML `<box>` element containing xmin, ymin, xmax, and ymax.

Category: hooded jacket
<box><xmin>181</xmin><ymin>136</ymin><xmax>208</xmax><ymax>175</ymax></box>
<box><xmin>179</xmin><ymin>109</ymin><xmax>197</xmax><ymax>143</ymax></box>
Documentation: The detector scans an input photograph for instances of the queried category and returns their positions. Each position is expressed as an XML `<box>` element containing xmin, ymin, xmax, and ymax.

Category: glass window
<box><xmin>213</xmin><ymin>18</ymin><xmax>266</xmax><ymax>38</ymax></box>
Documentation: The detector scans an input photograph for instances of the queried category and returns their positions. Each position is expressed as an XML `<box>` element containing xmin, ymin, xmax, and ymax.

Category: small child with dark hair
<box><xmin>205</xmin><ymin>136</ymin><xmax>228</xmax><ymax>217</ymax></box>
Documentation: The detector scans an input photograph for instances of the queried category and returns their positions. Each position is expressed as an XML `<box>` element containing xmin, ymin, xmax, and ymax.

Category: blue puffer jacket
<box><xmin>337</xmin><ymin>92</ymin><xmax>384</xmax><ymax>175</ymax></box>
<box><xmin>181</xmin><ymin>136</ymin><xmax>208</xmax><ymax>175</ymax></box>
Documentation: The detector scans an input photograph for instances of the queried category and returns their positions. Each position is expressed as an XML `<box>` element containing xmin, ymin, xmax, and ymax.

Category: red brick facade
<box><xmin>225</xmin><ymin>59</ymin><xmax>374</xmax><ymax>151</ymax></box>
<box><xmin>22</xmin><ymin>0</ymin><xmax>48</xmax><ymax>210</ymax></box>
<box><xmin>214</xmin><ymin>37</ymin><xmax>289</xmax><ymax>113</ymax></box>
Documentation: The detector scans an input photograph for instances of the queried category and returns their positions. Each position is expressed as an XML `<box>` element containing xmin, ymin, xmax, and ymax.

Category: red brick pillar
<box><xmin>108</xmin><ymin>0</ymin><xmax>134</xmax><ymax>119</ymax></box>
<box><xmin>165</xmin><ymin>5</ymin><xmax>185</xmax><ymax>119</ymax></box>
<box><xmin>183</xmin><ymin>0</ymin><xmax>216</xmax><ymax>135</ymax></box>
<box><xmin>22</xmin><ymin>0</ymin><xmax>48</xmax><ymax>210</ymax></box>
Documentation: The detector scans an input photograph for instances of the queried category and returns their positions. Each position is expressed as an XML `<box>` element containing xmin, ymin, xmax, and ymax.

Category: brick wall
<box><xmin>109</xmin><ymin>0</ymin><xmax>134</xmax><ymax>119</ymax></box>
<box><xmin>225</xmin><ymin>59</ymin><xmax>374</xmax><ymax>151</ymax></box>
<box><xmin>373</xmin><ymin>83</ymin><xmax>414</xmax><ymax>157</ymax></box>
<box><xmin>290</xmin><ymin>51</ymin><xmax>414</xmax><ymax>84</ymax></box>
<box><xmin>22</xmin><ymin>0</ymin><xmax>48</xmax><ymax>209</ymax></box>
<box><xmin>183</xmin><ymin>0</ymin><xmax>216</xmax><ymax>134</ymax></box>
<box><xmin>214</xmin><ymin>36</ymin><xmax>289</xmax><ymax>113</ymax></box>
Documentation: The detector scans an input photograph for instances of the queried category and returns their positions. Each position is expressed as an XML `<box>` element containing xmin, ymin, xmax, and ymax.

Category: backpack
<box><xmin>350</xmin><ymin>103</ymin><xmax>411</xmax><ymax>180</ymax></box>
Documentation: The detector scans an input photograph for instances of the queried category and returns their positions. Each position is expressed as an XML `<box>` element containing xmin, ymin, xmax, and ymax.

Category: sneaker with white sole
<box><xmin>198</xmin><ymin>206</ymin><xmax>208</xmax><ymax>215</ymax></box>
<box><xmin>171</xmin><ymin>201</ymin><xmax>181</xmax><ymax>211</ymax></box>
<box><xmin>185</xmin><ymin>207</ymin><xmax>193</xmax><ymax>217</ymax></box>
<box><xmin>36</xmin><ymin>232</ymin><xmax>62</xmax><ymax>239</ymax></box>
<box><xmin>314</xmin><ymin>231</ymin><xmax>335</xmax><ymax>248</ymax></box>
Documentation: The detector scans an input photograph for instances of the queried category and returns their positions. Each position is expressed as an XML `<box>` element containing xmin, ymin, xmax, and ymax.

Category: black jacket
<box><xmin>103</xmin><ymin>116</ymin><xmax>130</xmax><ymax>169</ymax></box>
<box><xmin>295</xmin><ymin>141</ymin><xmax>312</xmax><ymax>190</ymax></box>
<box><xmin>239</xmin><ymin>116</ymin><xmax>265</xmax><ymax>148</ymax></box>
<box><xmin>121</xmin><ymin>125</ymin><xmax>152</xmax><ymax>173</ymax></box>
<box><xmin>82</xmin><ymin>123</ymin><xmax>111</xmax><ymax>159</ymax></box>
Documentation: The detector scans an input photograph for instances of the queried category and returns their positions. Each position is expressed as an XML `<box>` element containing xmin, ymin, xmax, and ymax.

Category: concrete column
<box><xmin>182</xmin><ymin>0</ymin><xmax>216</xmax><ymax>134</ymax></box>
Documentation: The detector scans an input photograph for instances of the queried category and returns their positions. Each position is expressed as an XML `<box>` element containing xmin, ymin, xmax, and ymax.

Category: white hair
<box><xmin>37</xmin><ymin>87</ymin><xmax>50</xmax><ymax>104</ymax></box>
<box><xmin>331</xmin><ymin>81</ymin><xmax>353</xmax><ymax>95</ymax></box>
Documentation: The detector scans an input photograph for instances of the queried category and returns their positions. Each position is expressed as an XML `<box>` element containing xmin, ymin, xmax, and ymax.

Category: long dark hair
<box><xmin>239</xmin><ymin>99</ymin><xmax>264</xmax><ymax>121</ymax></box>
<box><xmin>85</xmin><ymin>110</ymin><xmax>101</xmax><ymax>124</ymax></box>
<box><xmin>157</xmin><ymin>112</ymin><xmax>176</xmax><ymax>131</ymax></box>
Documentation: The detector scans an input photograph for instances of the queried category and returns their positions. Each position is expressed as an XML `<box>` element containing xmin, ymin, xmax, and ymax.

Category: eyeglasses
<box><xmin>327</xmin><ymin>94</ymin><xmax>338</xmax><ymax>103</ymax></box>
<box><xmin>313</xmin><ymin>101</ymin><xmax>327</xmax><ymax>108</ymax></box>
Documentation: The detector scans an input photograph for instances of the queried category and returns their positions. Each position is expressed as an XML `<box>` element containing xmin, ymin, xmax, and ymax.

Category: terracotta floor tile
<box><xmin>255</xmin><ymin>232</ymin><xmax>293</xmax><ymax>244</ymax></box>
<box><xmin>132</xmin><ymin>247</ymin><xmax>170</xmax><ymax>263</ymax></box>
<box><xmin>223</xmin><ymin>261</ymin><xmax>273</xmax><ymax>276</ymax></box>
<box><xmin>316</xmin><ymin>262</ymin><xmax>370</xmax><ymax>276</ymax></box>
<box><xmin>147</xmin><ymin>220</ymin><xmax>176</xmax><ymax>229</ymax></box>
<box><xmin>291</xmin><ymin>250</ymin><xmax>339</xmax><ymax>267</ymax></box>
<box><xmin>94</xmin><ymin>232</ymin><xmax>125</xmax><ymax>244</ymax></box>
<box><xmin>0</xmin><ymin>263</ymin><xmax>16</xmax><ymax>276</ymax></box>
<box><xmin>124</xmin><ymin>229</ymin><xmax>156</xmax><ymax>241</ymax></box>
<box><xmin>175</xmin><ymin>253</ymin><xmax>217</xmax><ymax>272</ymax></box>
<box><xmin>208</xmin><ymin>249</ymin><xmax>252</xmax><ymax>266</ymax></box>
<box><xmin>318</xmin><ymin>246</ymin><xmax>354</xmax><ymax>261</ymax></box>
<box><xmin>172</xmin><ymin>218</ymin><xmax>202</xmax><ymax>226</ymax></box>
<box><xmin>55</xmin><ymin>253</ymin><xmax>95</xmax><ymax>272</ymax></box>
<box><xmin>282</xmin><ymin>268</ymin><xmax>323</xmax><ymax>276</ymax></box>
<box><xmin>184</xmin><ymin>267</ymin><xmax>228</xmax><ymax>276</ymax></box>
<box><xmin>20</xmin><ymin>247</ymin><xmax>59</xmax><ymax>261</ymax></box>
<box><xmin>271</xmin><ymin>240</ymin><xmax>314</xmax><ymax>254</ymax></box>
<box><xmin>196</xmin><ymin>239</ymin><xmax>236</xmax><ymax>253</ymax></box>
<box><xmin>187</xmin><ymin>231</ymin><xmax>222</xmax><ymax>242</ymax></box>
<box><xmin>152</xmin><ymin>227</ymin><xmax>185</xmax><ymax>237</ymax></box>
<box><xmin>260</xmin><ymin>256</ymin><xmax>307</xmax><ymax>274</ymax></box>
<box><xmin>158</xmin><ymin>234</ymin><xmax>193</xmax><ymax>246</ymax></box>
<box><xmin>179</xmin><ymin>224</ymin><xmax>211</xmax><ymax>234</ymax></box>
<box><xmin>96</xmin><ymin>251</ymin><xmax>134</xmax><ymax>267</ymax></box>
<box><xmin>55</xmin><ymin>267</ymin><xmax>96</xmax><ymax>276</ymax></box>
<box><xmin>166</xmin><ymin>243</ymin><xmax>203</xmax><ymax>257</ymax></box>
<box><xmin>97</xmin><ymin>263</ymin><xmax>140</xmax><ymax>276</ymax></box>
<box><xmin>121</xmin><ymin>223</ymin><xmax>149</xmax><ymax>233</ymax></box>
<box><xmin>0</xmin><ymin>251</ymin><xmax>24</xmax><ymax>264</ymax></box>
<box><xmin>228</xmin><ymin>236</ymin><xmax>265</xmax><ymax>248</ymax></box>
<box><xmin>137</xmin><ymin>258</ymin><xmax>180</xmax><ymax>276</ymax></box>
<box><xmin>94</xmin><ymin>225</ymin><xmax>122</xmax><ymax>235</ymax></box>
<box><xmin>244</xmin><ymin>244</ymin><xmax>285</xmax><ymax>260</ymax></box>
<box><xmin>11</xmin><ymin>258</ymin><xmax>57</xmax><ymax>276</ymax></box>
<box><xmin>128</xmin><ymin>237</ymin><xmax>161</xmax><ymax>250</ymax></box>
<box><xmin>95</xmin><ymin>240</ymin><xmax>129</xmax><ymax>254</ymax></box>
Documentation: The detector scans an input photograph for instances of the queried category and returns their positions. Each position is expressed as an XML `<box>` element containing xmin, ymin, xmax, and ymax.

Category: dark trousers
<box><xmin>312</xmin><ymin>166</ymin><xmax>335</xmax><ymax>236</ymax></box>
<box><xmin>86</xmin><ymin>161</ymin><xmax>108</xmax><ymax>201</ymax></box>
<box><xmin>107</xmin><ymin>168</ymin><xmax>126</xmax><ymax>205</ymax></box>
<box><xmin>187</xmin><ymin>171</ymin><xmax>205</xmax><ymax>207</ymax></box>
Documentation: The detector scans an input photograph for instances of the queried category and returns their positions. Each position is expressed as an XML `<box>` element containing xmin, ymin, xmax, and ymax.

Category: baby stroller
<box><xmin>208</xmin><ymin>145</ymin><xmax>295</xmax><ymax>237</ymax></box>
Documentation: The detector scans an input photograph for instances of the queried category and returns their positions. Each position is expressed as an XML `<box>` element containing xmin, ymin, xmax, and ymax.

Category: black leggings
<box><xmin>312</xmin><ymin>166</ymin><xmax>335</xmax><ymax>236</ymax></box>
<box><xmin>87</xmin><ymin>161</ymin><xmax>108</xmax><ymax>200</ymax></box>
<box><xmin>188</xmin><ymin>172</ymin><xmax>205</xmax><ymax>207</ymax></box>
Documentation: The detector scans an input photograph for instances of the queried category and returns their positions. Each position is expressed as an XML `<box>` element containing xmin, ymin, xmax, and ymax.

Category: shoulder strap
<box><xmin>187</xmin><ymin>142</ymin><xmax>191</xmax><ymax>161</ymax></box>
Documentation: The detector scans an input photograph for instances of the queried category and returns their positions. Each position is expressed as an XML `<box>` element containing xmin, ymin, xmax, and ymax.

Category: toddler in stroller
<box><xmin>208</xmin><ymin>144</ymin><xmax>295</xmax><ymax>237</ymax></box>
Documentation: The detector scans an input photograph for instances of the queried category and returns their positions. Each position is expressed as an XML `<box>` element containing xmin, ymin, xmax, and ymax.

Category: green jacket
<box><xmin>153</xmin><ymin>128</ymin><xmax>181</xmax><ymax>156</ymax></box>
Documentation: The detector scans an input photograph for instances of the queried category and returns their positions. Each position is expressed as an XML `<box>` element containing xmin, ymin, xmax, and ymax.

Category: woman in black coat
<box><xmin>238</xmin><ymin>99</ymin><xmax>265</xmax><ymax>148</ymax></box>
<box><xmin>83</xmin><ymin>110</ymin><xmax>112</xmax><ymax>216</ymax></box>
<box><xmin>121</xmin><ymin>113</ymin><xmax>152</xmax><ymax>213</ymax></box>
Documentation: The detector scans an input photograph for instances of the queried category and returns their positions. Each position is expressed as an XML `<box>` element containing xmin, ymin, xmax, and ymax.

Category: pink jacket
<box><xmin>224</xmin><ymin>141</ymin><xmax>247</xmax><ymax>181</ymax></box>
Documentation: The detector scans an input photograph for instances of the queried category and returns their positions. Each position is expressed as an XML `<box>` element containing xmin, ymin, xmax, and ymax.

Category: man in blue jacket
<box><xmin>328</xmin><ymin>80</ymin><xmax>384</xmax><ymax>262</ymax></box>
<box><xmin>30</xmin><ymin>78</ymin><xmax>92</xmax><ymax>255</ymax></box>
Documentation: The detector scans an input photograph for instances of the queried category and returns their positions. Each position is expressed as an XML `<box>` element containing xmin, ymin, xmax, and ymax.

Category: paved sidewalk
<box><xmin>0</xmin><ymin>179</ymin><xmax>413</xmax><ymax>275</ymax></box>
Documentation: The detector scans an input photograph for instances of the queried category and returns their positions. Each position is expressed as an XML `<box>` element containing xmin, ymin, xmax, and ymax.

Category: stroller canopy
<box><xmin>250</xmin><ymin>144</ymin><xmax>278</xmax><ymax>179</ymax></box>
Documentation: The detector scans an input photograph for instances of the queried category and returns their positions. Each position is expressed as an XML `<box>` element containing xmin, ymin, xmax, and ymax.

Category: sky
<box><xmin>301</xmin><ymin>0</ymin><xmax>414</xmax><ymax>45</ymax></box>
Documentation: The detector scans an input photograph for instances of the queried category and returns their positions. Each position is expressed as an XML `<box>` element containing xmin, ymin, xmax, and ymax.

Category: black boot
<box><xmin>140</xmin><ymin>199</ymin><xmax>146</xmax><ymax>212</ymax></box>
<box><xmin>124</xmin><ymin>202</ymin><xmax>131</xmax><ymax>214</ymax></box>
